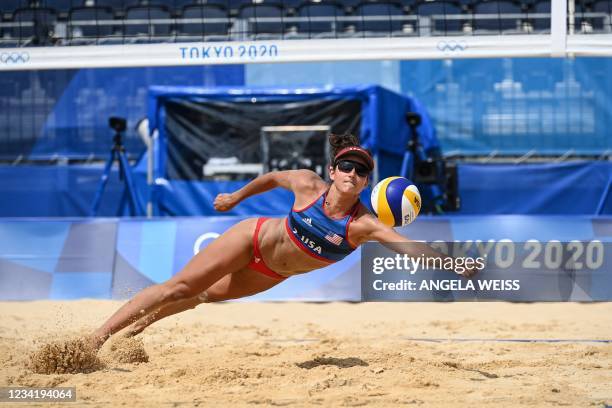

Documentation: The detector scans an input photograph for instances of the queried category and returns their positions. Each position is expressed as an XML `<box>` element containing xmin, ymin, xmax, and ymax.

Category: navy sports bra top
<box><xmin>285</xmin><ymin>189</ymin><xmax>360</xmax><ymax>263</ymax></box>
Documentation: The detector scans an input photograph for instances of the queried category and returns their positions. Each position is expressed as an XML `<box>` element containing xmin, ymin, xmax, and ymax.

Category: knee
<box><xmin>161</xmin><ymin>281</ymin><xmax>197</xmax><ymax>302</ymax></box>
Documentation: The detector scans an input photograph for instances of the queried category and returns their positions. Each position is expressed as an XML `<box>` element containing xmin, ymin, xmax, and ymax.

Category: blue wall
<box><xmin>400</xmin><ymin>58</ymin><xmax>612</xmax><ymax>154</ymax></box>
<box><xmin>0</xmin><ymin>161</ymin><xmax>609</xmax><ymax>217</ymax></box>
<box><xmin>246</xmin><ymin>58</ymin><xmax>612</xmax><ymax>155</ymax></box>
<box><xmin>0</xmin><ymin>165</ymin><xmax>135</xmax><ymax>217</ymax></box>
<box><xmin>246</xmin><ymin>60</ymin><xmax>401</xmax><ymax>92</ymax></box>
<box><xmin>0</xmin><ymin>65</ymin><xmax>245</xmax><ymax>160</ymax></box>
<box><xmin>1</xmin><ymin>58</ymin><xmax>611</xmax><ymax>159</ymax></box>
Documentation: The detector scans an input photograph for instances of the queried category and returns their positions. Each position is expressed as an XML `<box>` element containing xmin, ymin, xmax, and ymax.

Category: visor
<box><xmin>333</xmin><ymin>146</ymin><xmax>374</xmax><ymax>171</ymax></box>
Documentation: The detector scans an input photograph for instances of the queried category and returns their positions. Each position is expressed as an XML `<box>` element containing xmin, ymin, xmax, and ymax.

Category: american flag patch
<box><xmin>325</xmin><ymin>232</ymin><xmax>343</xmax><ymax>245</ymax></box>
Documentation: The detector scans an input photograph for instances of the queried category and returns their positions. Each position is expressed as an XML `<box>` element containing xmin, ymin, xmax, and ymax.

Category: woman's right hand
<box><xmin>214</xmin><ymin>193</ymin><xmax>240</xmax><ymax>212</ymax></box>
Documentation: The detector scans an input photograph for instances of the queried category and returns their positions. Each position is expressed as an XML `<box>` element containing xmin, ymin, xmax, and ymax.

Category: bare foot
<box><xmin>85</xmin><ymin>333</ymin><xmax>107</xmax><ymax>353</ymax></box>
<box><xmin>120</xmin><ymin>327</ymin><xmax>138</xmax><ymax>339</ymax></box>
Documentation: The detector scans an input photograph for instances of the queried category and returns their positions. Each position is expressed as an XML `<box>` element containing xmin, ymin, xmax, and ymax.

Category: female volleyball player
<box><xmin>88</xmin><ymin>133</ymin><xmax>476</xmax><ymax>350</ymax></box>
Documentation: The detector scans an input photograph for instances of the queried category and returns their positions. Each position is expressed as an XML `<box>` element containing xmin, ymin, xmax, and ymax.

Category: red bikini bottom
<box><xmin>247</xmin><ymin>217</ymin><xmax>287</xmax><ymax>280</ymax></box>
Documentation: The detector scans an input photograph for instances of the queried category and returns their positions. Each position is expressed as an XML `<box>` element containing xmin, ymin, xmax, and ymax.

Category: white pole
<box><xmin>551</xmin><ymin>0</ymin><xmax>568</xmax><ymax>57</ymax></box>
<box><xmin>136</xmin><ymin>118</ymin><xmax>154</xmax><ymax>218</ymax></box>
<box><xmin>568</xmin><ymin>0</ymin><xmax>575</xmax><ymax>35</ymax></box>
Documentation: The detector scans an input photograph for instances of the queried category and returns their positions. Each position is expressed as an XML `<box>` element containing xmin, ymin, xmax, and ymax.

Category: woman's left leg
<box><xmin>89</xmin><ymin>218</ymin><xmax>259</xmax><ymax>350</ymax></box>
<box><xmin>123</xmin><ymin>267</ymin><xmax>285</xmax><ymax>337</ymax></box>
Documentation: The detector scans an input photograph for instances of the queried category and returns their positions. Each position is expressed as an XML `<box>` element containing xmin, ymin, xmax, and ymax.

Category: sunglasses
<box><xmin>335</xmin><ymin>160</ymin><xmax>371</xmax><ymax>177</ymax></box>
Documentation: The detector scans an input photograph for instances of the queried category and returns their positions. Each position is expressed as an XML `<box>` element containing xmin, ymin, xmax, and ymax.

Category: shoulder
<box><xmin>351</xmin><ymin>206</ymin><xmax>380</xmax><ymax>230</ymax></box>
<box><xmin>284</xmin><ymin>170</ymin><xmax>328</xmax><ymax>209</ymax></box>
<box><xmin>273</xmin><ymin>169</ymin><xmax>326</xmax><ymax>194</ymax></box>
<box><xmin>292</xmin><ymin>169</ymin><xmax>327</xmax><ymax>192</ymax></box>
<box><xmin>347</xmin><ymin>204</ymin><xmax>389</xmax><ymax>245</ymax></box>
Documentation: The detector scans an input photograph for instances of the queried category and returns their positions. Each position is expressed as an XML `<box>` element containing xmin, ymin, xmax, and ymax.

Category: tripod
<box><xmin>400</xmin><ymin>112</ymin><xmax>446</xmax><ymax>214</ymax></box>
<box><xmin>90</xmin><ymin>118</ymin><xmax>142</xmax><ymax>216</ymax></box>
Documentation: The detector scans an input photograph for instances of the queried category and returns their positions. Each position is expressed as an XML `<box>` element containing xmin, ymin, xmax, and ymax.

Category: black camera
<box><xmin>405</xmin><ymin>112</ymin><xmax>422</xmax><ymax>128</ymax></box>
<box><xmin>405</xmin><ymin>111</ymin><xmax>460</xmax><ymax>213</ymax></box>
<box><xmin>109</xmin><ymin>117</ymin><xmax>127</xmax><ymax>133</ymax></box>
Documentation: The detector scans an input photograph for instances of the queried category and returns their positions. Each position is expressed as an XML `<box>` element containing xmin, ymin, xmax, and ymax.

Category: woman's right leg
<box><xmin>123</xmin><ymin>267</ymin><xmax>285</xmax><ymax>337</ymax></box>
<box><xmin>122</xmin><ymin>296</ymin><xmax>203</xmax><ymax>337</ymax></box>
<box><xmin>90</xmin><ymin>218</ymin><xmax>260</xmax><ymax>350</ymax></box>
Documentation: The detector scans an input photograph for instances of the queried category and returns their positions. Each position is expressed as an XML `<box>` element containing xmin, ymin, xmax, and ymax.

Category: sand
<box><xmin>0</xmin><ymin>300</ymin><xmax>611</xmax><ymax>407</ymax></box>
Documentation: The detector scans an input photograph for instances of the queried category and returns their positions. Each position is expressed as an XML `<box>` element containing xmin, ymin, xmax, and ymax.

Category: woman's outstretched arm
<box><xmin>214</xmin><ymin>169</ymin><xmax>324</xmax><ymax>212</ymax></box>
<box><xmin>354</xmin><ymin>214</ymin><xmax>479</xmax><ymax>278</ymax></box>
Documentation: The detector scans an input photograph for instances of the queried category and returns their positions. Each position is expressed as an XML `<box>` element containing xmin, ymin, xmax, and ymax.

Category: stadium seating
<box><xmin>354</xmin><ymin>1</ymin><xmax>408</xmax><ymax>35</ymax></box>
<box><xmin>9</xmin><ymin>7</ymin><xmax>57</xmax><ymax>45</ymax></box>
<box><xmin>202</xmin><ymin>0</ymin><xmax>291</xmax><ymax>11</ymax></box>
<box><xmin>592</xmin><ymin>0</ymin><xmax>612</xmax><ymax>12</ymax></box>
<box><xmin>295</xmin><ymin>1</ymin><xmax>345</xmax><ymax>37</ymax></box>
<box><xmin>2</xmin><ymin>0</ymin><xmax>596</xmax><ymax>46</ymax></box>
<box><xmin>94</xmin><ymin>0</ymin><xmax>140</xmax><ymax>11</ymax></box>
<box><xmin>572</xmin><ymin>1</ymin><xmax>588</xmax><ymax>32</ymax></box>
<box><xmin>195</xmin><ymin>0</ymin><xmax>242</xmax><ymax>10</ymax></box>
<box><xmin>42</xmin><ymin>0</ymin><xmax>84</xmax><ymax>15</ymax></box>
<box><xmin>139</xmin><ymin>0</ymin><xmax>195</xmax><ymax>8</ymax></box>
<box><xmin>276</xmin><ymin>0</ymin><xmax>306</xmax><ymax>9</ymax></box>
<box><xmin>238</xmin><ymin>3</ymin><xmax>285</xmax><ymax>37</ymax></box>
<box><xmin>336</xmin><ymin>0</ymin><xmax>364</xmax><ymax>9</ymax></box>
<box><xmin>472</xmin><ymin>0</ymin><xmax>522</xmax><ymax>32</ymax></box>
<box><xmin>590</xmin><ymin>0</ymin><xmax>612</xmax><ymax>32</ymax></box>
<box><xmin>529</xmin><ymin>0</ymin><xmax>550</xmax><ymax>31</ymax></box>
<box><xmin>124</xmin><ymin>5</ymin><xmax>172</xmax><ymax>41</ymax></box>
<box><xmin>68</xmin><ymin>6</ymin><xmax>115</xmax><ymax>43</ymax></box>
<box><xmin>1</xmin><ymin>0</ymin><xmax>31</xmax><ymax>15</ymax></box>
<box><xmin>414</xmin><ymin>0</ymin><xmax>464</xmax><ymax>34</ymax></box>
<box><xmin>177</xmin><ymin>4</ymin><xmax>230</xmax><ymax>39</ymax></box>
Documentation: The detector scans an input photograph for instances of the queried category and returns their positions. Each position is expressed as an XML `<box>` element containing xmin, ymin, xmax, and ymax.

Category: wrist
<box><xmin>231</xmin><ymin>191</ymin><xmax>243</xmax><ymax>202</ymax></box>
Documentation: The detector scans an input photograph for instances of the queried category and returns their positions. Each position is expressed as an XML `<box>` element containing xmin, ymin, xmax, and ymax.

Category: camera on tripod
<box><xmin>404</xmin><ymin>112</ymin><xmax>460</xmax><ymax>213</ymax></box>
<box><xmin>109</xmin><ymin>117</ymin><xmax>127</xmax><ymax>148</ymax></box>
<box><xmin>405</xmin><ymin>112</ymin><xmax>422</xmax><ymax>128</ymax></box>
<box><xmin>90</xmin><ymin>116</ymin><xmax>142</xmax><ymax>216</ymax></box>
<box><xmin>109</xmin><ymin>117</ymin><xmax>127</xmax><ymax>133</ymax></box>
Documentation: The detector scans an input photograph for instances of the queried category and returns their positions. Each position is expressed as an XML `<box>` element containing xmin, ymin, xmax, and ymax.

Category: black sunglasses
<box><xmin>335</xmin><ymin>160</ymin><xmax>370</xmax><ymax>177</ymax></box>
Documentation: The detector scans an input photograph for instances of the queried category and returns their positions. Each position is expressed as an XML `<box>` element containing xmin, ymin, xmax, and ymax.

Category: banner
<box><xmin>0</xmin><ymin>215</ymin><xmax>610</xmax><ymax>301</ymax></box>
<box><xmin>0</xmin><ymin>35</ymin><xmax>579</xmax><ymax>72</ymax></box>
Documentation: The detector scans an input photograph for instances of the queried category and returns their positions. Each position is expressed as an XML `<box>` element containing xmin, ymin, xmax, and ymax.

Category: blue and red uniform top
<box><xmin>285</xmin><ymin>190</ymin><xmax>360</xmax><ymax>263</ymax></box>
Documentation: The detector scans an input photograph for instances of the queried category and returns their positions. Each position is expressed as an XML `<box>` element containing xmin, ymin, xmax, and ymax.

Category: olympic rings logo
<box><xmin>0</xmin><ymin>52</ymin><xmax>30</xmax><ymax>64</ymax></box>
<box><xmin>193</xmin><ymin>232</ymin><xmax>220</xmax><ymax>255</ymax></box>
<box><xmin>437</xmin><ymin>41</ymin><xmax>467</xmax><ymax>52</ymax></box>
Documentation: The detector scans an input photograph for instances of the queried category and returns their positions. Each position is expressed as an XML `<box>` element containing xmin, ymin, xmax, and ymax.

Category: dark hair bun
<box><xmin>329</xmin><ymin>133</ymin><xmax>360</xmax><ymax>162</ymax></box>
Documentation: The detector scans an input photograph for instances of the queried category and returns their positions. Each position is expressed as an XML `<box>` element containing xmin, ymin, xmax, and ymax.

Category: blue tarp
<box><xmin>458</xmin><ymin>162</ymin><xmax>612</xmax><ymax>215</ymax></box>
<box><xmin>0</xmin><ymin>161</ymin><xmax>609</xmax><ymax>217</ymax></box>
<box><xmin>145</xmin><ymin>84</ymin><xmax>438</xmax><ymax>215</ymax></box>
<box><xmin>151</xmin><ymin>161</ymin><xmax>611</xmax><ymax>217</ymax></box>
<box><xmin>0</xmin><ymin>165</ymin><xmax>132</xmax><ymax>217</ymax></box>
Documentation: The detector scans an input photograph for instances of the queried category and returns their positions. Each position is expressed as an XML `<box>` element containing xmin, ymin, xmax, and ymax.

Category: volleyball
<box><xmin>370</xmin><ymin>177</ymin><xmax>421</xmax><ymax>227</ymax></box>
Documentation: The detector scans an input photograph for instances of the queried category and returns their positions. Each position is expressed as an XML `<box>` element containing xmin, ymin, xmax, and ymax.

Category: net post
<box><xmin>551</xmin><ymin>0</ymin><xmax>568</xmax><ymax>57</ymax></box>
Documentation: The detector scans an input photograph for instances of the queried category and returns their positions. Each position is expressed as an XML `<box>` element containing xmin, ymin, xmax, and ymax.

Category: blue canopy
<box><xmin>147</xmin><ymin>84</ymin><xmax>438</xmax><ymax>178</ymax></box>
<box><xmin>144</xmin><ymin>84</ymin><xmax>439</xmax><ymax>216</ymax></box>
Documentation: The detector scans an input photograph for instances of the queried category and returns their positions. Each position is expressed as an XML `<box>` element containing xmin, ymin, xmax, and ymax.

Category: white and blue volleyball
<box><xmin>370</xmin><ymin>177</ymin><xmax>421</xmax><ymax>227</ymax></box>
